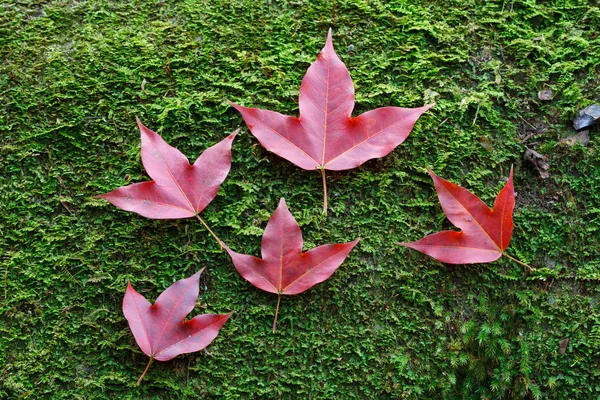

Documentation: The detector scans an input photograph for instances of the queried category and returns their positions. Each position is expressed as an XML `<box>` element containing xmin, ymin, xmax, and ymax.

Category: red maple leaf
<box><xmin>224</xmin><ymin>198</ymin><xmax>359</xmax><ymax>332</ymax></box>
<box><xmin>97</xmin><ymin>118</ymin><xmax>238</xmax><ymax>245</ymax></box>
<box><xmin>230</xmin><ymin>29</ymin><xmax>432</xmax><ymax>214</ymax></box>
<box><xmin>123</xmin><ymin>268</ymin><xmax>233</xmax><ymax>385</ymax></box>
<box><xmin>398</xmin><ymin>168</ymin><xmax>532</xmax><ymax>269</ymax></box>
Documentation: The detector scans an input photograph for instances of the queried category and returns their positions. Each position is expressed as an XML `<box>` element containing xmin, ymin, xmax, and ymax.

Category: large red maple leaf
<box><xmin>123</xmin><ymin>268</ymin><xmax>232</xmax><ymax>385</ymax></box>
<box><xmin>230</xmin><ymin>29</ymin><xmax>432</xmax><ymax>214</ymax></box>
<box><xmin>97</xmin><ymin>118</ymin><xmax>238</xmax><ymax>245</ymax></box>
<box><xmin>398</xmin><ymin>169</ymin><xmax>528</xmax><ymax>265</ymax></box>
<box><xmin>224</xmin><ymin>198</ymin><xmax>359</xmax><ymax>332</ymax></box>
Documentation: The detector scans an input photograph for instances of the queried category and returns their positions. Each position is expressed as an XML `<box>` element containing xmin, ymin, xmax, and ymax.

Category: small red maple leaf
<box><xmin>398</xmin><ymin>168</ymin><xmax>531</xmax><ymax>269</ymax></box>
<box><xmin>224</xmin><ymin>198</ymin><xmax>359</xmax><ymax>332</ymax></box>
<box><xmin>97</xmin><ymin>118</ymin><xmax>237</xmax><ymax>219</ymax></box>
<box><xmin>230</xmin><ymin>29</ymin><xmax>432</xmax><ymax>214</ymax></box>
<box><xmin>123</xmin><ymin>268</ymin><xmax>232</xmax><ymax>385</ymax></box>
<box><xmin>97</xmin><ymin>118</ymin><xmax>238</xmax><ymax>245</ymax></box>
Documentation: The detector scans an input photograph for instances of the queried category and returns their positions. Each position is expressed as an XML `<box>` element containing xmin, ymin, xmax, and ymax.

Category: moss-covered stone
<box><xmin>1</xmin><ymin>0</ymin><xmax>600</xmax><ymax>398</ymax></box>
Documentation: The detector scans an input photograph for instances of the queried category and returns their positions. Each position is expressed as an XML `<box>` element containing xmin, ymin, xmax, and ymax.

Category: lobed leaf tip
<box><xmin>228</xmin><ymin>100</ymin><xmax>244</xmax><ymax>111</ymax></box>
<box><xmin>228</xmin><ymin>128</ymin><xmax>240</xmax><ymax>139</ymax></box>
<box><xmin>346</xmin><ymin>238</ymin><xmax>361</xmax><ymax>250</ymax></box>
<box><xmin>223</xmin><ymin>243</ymin><xmax>245</xmax><ymax>263</ymax></box>
<box><xmin>136</xmin><ymin>118</ymin><xmax>153</xmax><ymax>137</ymax></box>
<box><xmin>125</xmin><ymin>280</ymin><xmax>138</xmax><ymax>296</ymax></box>
<box><xmin>188</xmin><ymin>268</ymin><xmax>205</xmax><ymax>285</ymax></box>
<box><xmin>135</xmin><ymin>116</ymin><xmax>146</xmax><ymax>129</ymax></box>
<box><xmin>324</xmin><ymin>28</ymin><xmax>334</xmax><ymax>50</ymax></box>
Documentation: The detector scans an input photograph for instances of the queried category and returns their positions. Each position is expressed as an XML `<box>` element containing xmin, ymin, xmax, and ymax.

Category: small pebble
<box><xmin>558</xmin><ymin>338</ymin><xmax>570</xmax><ymax>355</ymax></box>
<box><xmin>560</xmin><ymin>130</ymin><xmax>589</xmax><ymax>147</ymax></box>
<box><xmin>537</xmin><ymin>90</ymin><xmax>553</xmax><ymax>101</ymax></box>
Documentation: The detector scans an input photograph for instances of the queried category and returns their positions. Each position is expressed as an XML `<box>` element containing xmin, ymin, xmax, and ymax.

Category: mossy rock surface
<box><xmin>1</xmin><ymin>0</ymin><xmax>600</xmax><ymax>398</ymax></box>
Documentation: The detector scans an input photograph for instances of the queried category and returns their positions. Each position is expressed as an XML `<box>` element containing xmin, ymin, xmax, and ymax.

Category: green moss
<box><xmin>1</xmin><ymin>0</ymin><xmax>600</xmax><ymax>398</ymax></box>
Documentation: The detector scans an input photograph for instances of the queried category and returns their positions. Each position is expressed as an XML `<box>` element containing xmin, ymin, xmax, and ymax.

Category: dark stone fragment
<box><xmin>573</xmin><ymin>104</ymin><xmax>600</xmax><ymax>131</ymax></box>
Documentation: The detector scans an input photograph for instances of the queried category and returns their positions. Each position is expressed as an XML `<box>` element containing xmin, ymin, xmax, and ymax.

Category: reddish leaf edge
<box><xmin>396</xmin><ymin>168</ymin><xmax>534</xmax><ymax>271</ymax></box>
<box><xmin>223</xmin><ymin>198</ymin><xmax>360</xmax><ymax>333</ymax></box>
<box><xmin>95</xmin><ymin>118</ymin><xmax>240</xmax><ymax>249</ymax></box>
<box><xmin>136</xmin><ymin>309</ymin><xmax>235</xmax><ymax>386</ymax></box>
<box><xmin>227</xmin><ymin>28</ymin><xmax>434</xmax><ymax>216</ymax></box>
<box><xmin>228</xmin><ymin>104</ymin><xmax>434</xmax><ymax>217</ymax></box>
<box><xmin>125</xmin><ymin>269</ymin><xmax>234</xmax><ymax>385</ymax></box>
<box><xmin>271</xmin><ymin>235</ymin><xmax>360</xmax><ymax>334</ymax></box>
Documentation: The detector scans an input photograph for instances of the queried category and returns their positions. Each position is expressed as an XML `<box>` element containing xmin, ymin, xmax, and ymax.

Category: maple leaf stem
<box><xmin>195</xmin><ymin>215</ymin><xmax>224</xmax><ymax>249</ymax></box>
<box><xmin>321</xmin><ymin>168</ymin><xmax>328</xmax><ymax>216</ymax></box>
<box><xmin>273</xmin><ymin>294</ymin><xmax>282</xmax><ymax>333</ymax></box>
<box><xmin>503</xmin><ymin>253</ymin><xmax>535</xmax><ymax>272</ymax></box>
<box><xmin>136</xmin><ymin>357</ymin><xmax>153</xmax><ymax>386</ymax></box>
